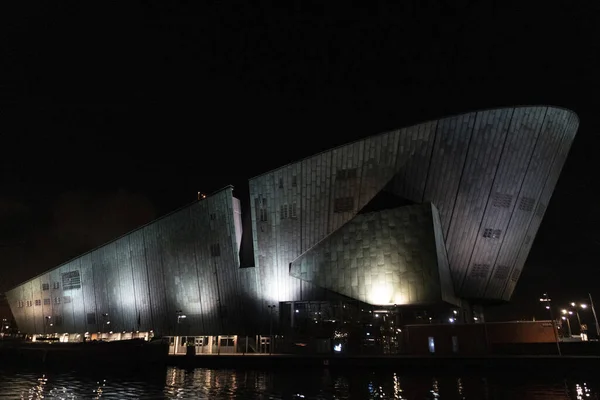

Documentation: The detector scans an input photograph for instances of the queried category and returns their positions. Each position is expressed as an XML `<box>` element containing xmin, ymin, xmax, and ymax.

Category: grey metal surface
<box><xmin>250</xmin><ymin>106</ymin><xmax>579</xmax><ymax>304</ymax></box>
<box><xmin>289</xmin><ymin>204</ymin><xmax>458</xmax><ymax>306</ymax></box>
<box><xmin>6</xmin><ymin>106</ymin><xmax>579</xmax><ymax>336</ymax></box>
<box><xmin>6</xmin><ymin>187</ymin><xmax>245</xmax><ymax>336</ymax></box>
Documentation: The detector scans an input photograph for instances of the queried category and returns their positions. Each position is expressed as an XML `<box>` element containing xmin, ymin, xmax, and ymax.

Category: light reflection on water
<box><xmin>0</xmin><ymin>367</ymin><xmax>597</xmax><ymax>399</ymax></box>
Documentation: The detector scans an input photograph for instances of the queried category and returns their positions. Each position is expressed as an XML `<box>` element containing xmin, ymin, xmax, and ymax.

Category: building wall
<box><xmin>405</xmin><ymin>321</ymin><xmax>558</xmax><ymax>355</ymax></box>
<box><xmin>6</xmin><ymin>106</ymin><xmax>580</xmax><ymax>336</ymax></box>
<box><xmin>6</xmin><ymin>187</ymin><xmax>251</xmax><ymax>336</ymax></box>
<box><xmin>249</xmin><ymin>106</ymin><xmax>579</xmax><ymax>303</ymax></box>
<box><xmin>289</xmin><ymin>203</ymin><xmax>459</xmax><ymax>306</ymax></box>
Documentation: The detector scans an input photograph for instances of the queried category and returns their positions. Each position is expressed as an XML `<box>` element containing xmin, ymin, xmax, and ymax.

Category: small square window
<box><xmin>469</xmin><ymin>264</ymin><xmax>490</xmax><ymax>279</ymax></box>
<box><xmin>63</xmin><ymin>296</ymin><xmax>72</xmax><ymax>304</ymax></box>
<box><xmin>26</xmin><ymin>300</ymin><xmax>33</xmax><ymax>307</ymax></box>
<box><xmin>280</xmin><ymin>204</ymin><xmax>289</xmax><ymax>220</ymax></box>
<box><xmin>53</xmin><ymin>282</ymin><xmax>60</xmax><ymax>290</ymax></box>
<box><xmin>336</xmin><ymin>168</ymin><xmax>357</xmax><ymax>180</ymax></box>
<box><xmin>510</xmin><ymin>268</ymin><xmax>521</xmax><ymax>282</ymax></box>
<box><xmin>492</xmin><ymin>192</ymin><xmax>512</xmax><ymax>208</ymax></box>
<box><xmin>35</xmin><ymin>299</ymin><xmax>42</xmax><ymax>306</ymax></box>
<box><xmin>493</xmin><ymin>265</ymin><xmax>510</xmax><ymax>280</ymax></box>
<box><xmin>518</xmin><ymin>197</ymin><xmax>536</xmax><ymax>212</ymax></box>
<box><xmin>291</xmin><ymin>202</ymin><xmax>298</xmax><ymax>219</ymax></box>
<box><xmin>18</xmin><ymin>301</ymin><xmax>24</xmax><ymax>308</ymax></box>
<box><xmin>42</xmin><ymin>283</ymin><xmax>49</xmax><ymax>291</ymax></box>
<box><xmin>54</xmin><ymin>297</ymin><xmax>61</xmax><ymax>304</ymax></box>
<box><xmin>210</xmin><ymin>243</ymin><xmax>221</xmax><ymax>257</ymax></box>
<box><xmin>334</xmin><ymin>197</ymin><xmax>354</xmax><ymax>213</ymax></box>
<box><xmin>43</xmin><ymin>298</ymin><xmax>51</xmax><ymax>305</ymax></box>
<box><xmin>257</xmin><ymin>197</ymin><xmax>268</xmax><ymax>222</ymax></box>
<box><xmin>483</xmin><ymin>228</ymin><xmax>501</xmax><ymax>239</ymax></box>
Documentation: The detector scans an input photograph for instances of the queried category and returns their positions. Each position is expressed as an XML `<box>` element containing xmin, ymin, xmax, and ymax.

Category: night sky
<box><xmin>1</xmin><ymin>1</ymin><xmax>598</xmax><ymax>321</ymax></box>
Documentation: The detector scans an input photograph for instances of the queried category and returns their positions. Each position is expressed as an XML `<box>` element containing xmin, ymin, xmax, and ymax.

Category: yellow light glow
<box><xmin>370</xmin><ymin>284</ymin><xmax>393</xmax><ymax>305</ymax></box>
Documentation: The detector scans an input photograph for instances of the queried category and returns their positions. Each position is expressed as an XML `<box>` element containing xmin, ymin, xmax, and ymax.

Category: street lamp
<box><xmin>562</xmin><ymin>316</ymin><xmax>572</xmax><ymax>337</ymax></box>
<box><xmin>588</xmin><ymin>293</ymin><xmax>600</xmax><ymax>340</ymax></box>
<box><xmin>176</xmin><ymin>310</ymin><xmax>187</xmax><ymax>337</ymax></box>
<box><xmin>176</xmin><ymin>310</ymin><xmax>187</xmax><ymax>325</ymax></box>
<box><xmin>101</xmin><ymin>313</ymin><xmax>110</xmax><ymax>336</ymax></box>
<box><xmin>267</xmin><ymin>304</ymin><xmax>276</xmax><ymax>355</ymax></box>
<box><xmin>570</xmin><ymin>303</ymin><xmax>585</xmax><ymax>335</ymax></box>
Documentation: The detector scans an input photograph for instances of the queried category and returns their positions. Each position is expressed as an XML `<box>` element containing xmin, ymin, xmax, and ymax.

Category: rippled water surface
<box><xmin>0</xmin><ymin>366</ymin><xmax>598</xmax><ymax>399</ymax></box>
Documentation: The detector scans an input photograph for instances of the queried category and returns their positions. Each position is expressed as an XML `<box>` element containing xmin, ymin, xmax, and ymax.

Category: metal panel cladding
<box><xmin>249</xmin><ymin>106</ymin><xmax>579</xmax><ymax>302</ymax></box>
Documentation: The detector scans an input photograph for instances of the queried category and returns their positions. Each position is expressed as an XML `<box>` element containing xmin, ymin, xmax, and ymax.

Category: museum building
<box><xmin>6</xmin><ymin>106</ymin><xmax>579</xmax><ymax>354</ymax></box>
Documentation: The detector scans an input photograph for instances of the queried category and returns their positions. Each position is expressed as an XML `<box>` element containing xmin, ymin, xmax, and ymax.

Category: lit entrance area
<box><xmin>165</xmin><ymin>335</ymin><xmax>279</xmax><ymax>355</ymax></box>
<box><xmin>31</xmin><ymin>331</ymin><xmax>153</xmax><ymax>343</ymax></box>
<box><xmin>167</xmin><ymin>335</ymin><xmax>239</xmax><ymax>355</ymax></box>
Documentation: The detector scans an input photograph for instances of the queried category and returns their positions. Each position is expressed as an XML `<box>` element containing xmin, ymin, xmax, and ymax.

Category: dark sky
<box><xmin>1</xmin><ymin>1</ymin><xmax>598</xmax><ymax>320</ymax></box>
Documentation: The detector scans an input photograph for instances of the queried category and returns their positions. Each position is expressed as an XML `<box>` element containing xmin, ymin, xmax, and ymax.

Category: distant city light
<box><xmin>333</xmin><ymin>343</ymin><xmax>342</xmax><ymax>352</ymax></box>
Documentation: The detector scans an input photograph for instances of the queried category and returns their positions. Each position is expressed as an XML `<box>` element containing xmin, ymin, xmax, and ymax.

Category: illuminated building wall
<box><xmin>250</xmin><ymin>106</ymin><xmax>578</xmax><ymax>305</ymax></box>
<box><xmin>7</xmin><ymin>106</ymin><xmax>579</xmax><ymax>336</ymax></box>
<box><xmin>5</xmin><ymin>186</ymin><xmax>260</xmax><ymax>336</ymax></box>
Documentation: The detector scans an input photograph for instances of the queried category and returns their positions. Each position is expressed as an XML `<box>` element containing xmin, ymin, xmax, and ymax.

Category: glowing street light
<box><xmin>562</xmin><ymin>316</ymin><xmax>572</xmax><ymax>337</ymax></box>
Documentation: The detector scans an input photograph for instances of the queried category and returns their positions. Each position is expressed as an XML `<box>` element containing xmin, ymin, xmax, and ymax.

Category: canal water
<box><xmin>0</xmin><ymin>366</ymin><xmax>597</xmax><ymax>399</ymax></box>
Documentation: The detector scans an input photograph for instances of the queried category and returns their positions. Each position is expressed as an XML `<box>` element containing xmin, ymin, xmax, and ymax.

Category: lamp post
<box><xmin>588</xmin><ymin>293</ymin><xmax>600</xmax><ymax>339</ymax></box>
<box><xmin>44</xmin><ymin>316</ymin><xmax>52</xmax><ymax>336</ymax></box>
<box><xmin>568</xmin><ymin>302</ymin><xmax>585</xmax><ymax>336</ymax></box>
<box><xmin>561</xmin><ymin>309</ymin><xmax>574</xmax><ymax>338</ymax></box>
<box><xmin>176</xmin><ymin>310</ymin><xmax>187</xmax><ymax>334</ymax></box>
<box><xmin>562</xmin><ymin>316</ymin><xmax>572</xmax><ymax>337</ymax></box>
<box><xmin>267</xmin><ymin>304</ymin><xmax>276</xmax><ymax>355</ymax></box>
<box><xmin>101</xmin><ymin>313</ymin><xmax>110</xmax><ymax>337</ymax></box>
<box><xmin>175</xmin><ymin>310</ymin><xmax>187</xmax><ymax>353</ymax></box>
<box><xmin>540</xmin><ymin>293</ymin><xmax>561</xmax><ymax>355</ymax></box>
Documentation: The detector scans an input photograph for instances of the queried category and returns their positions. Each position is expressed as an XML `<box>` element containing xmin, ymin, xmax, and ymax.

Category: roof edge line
<box><xmin>6</xmin><ymin>185</ymin><xmax>235</xmax><ymax>293</ymax></box>
<box><xmin>248</xmin><ymin>105</ymin><xmax>578</xmax><ymax>181</ymax></box>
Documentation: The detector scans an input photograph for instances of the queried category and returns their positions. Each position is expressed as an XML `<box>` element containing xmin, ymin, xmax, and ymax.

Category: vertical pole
<box><xmin>269</xmin><ymin>305</ymin><xmax>274</xmax><ymax>355</ymax></box>
<box><xmin>245</xmin><ymin>336</ymin><xmax>248</xmax><ymax>355</ymax></box>
<box><xmin>589</xmin><ymin>293</ymin><xmax>600</xmax><ymax>339</ymax></box>
<box><xmin>547</xmin><ymin>302</ymin><xmax>561</xmax><ymax>356</ymax></box>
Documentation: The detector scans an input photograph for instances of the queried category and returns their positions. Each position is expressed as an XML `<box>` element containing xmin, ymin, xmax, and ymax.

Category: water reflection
<box><xmin>0</xmin><ymin>366</ymin><xmax>597</xmax><ymax>399</ymax></box>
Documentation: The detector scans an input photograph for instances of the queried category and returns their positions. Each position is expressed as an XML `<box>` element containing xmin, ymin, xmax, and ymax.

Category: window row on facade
<box><xmin>40</xmin><ymin>282</ymin><xmax>61</xmax><ymax>291</ymax></box>
<box><xmin>18</xmin><ymin>296</ymin><xmax>71</xmax><ymax>308</ymax></box>
<box><xmin>256</xmin><ymin>196</ymin><xmax>355</xmax><ymax>223</ymax></box>
<box><xmin>276</xmin><ymin>168</ymin><xmax>358</xmax><ymax>190</ymax></box>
